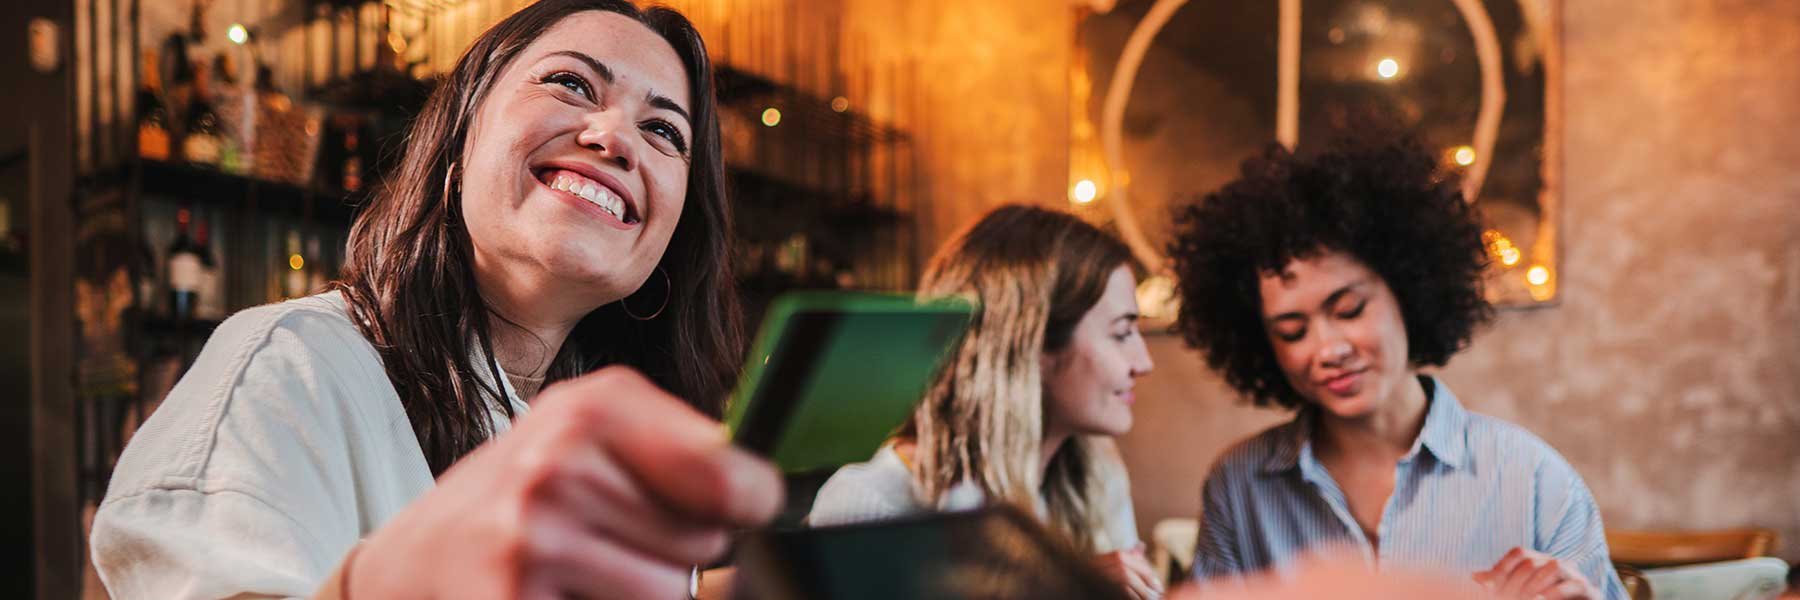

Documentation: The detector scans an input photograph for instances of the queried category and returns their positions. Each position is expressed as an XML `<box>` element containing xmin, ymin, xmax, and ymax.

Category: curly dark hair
<box><xmin>1168</xmin><ymin>135</ymin><xmax>1493</xmax><ymax>410</ymax></box>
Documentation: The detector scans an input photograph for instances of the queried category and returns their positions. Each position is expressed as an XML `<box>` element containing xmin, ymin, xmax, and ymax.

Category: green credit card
<box><xmin>725</xmin><ymin>292</ymin><xmax>974</xmax><ymax>473</ymax></box>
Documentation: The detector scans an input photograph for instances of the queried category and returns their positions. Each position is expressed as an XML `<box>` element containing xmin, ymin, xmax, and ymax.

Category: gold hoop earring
<box><xmin>622</xmin><ymin>266</ymin><xmax>671</xmax><ymax>321</ymax></box>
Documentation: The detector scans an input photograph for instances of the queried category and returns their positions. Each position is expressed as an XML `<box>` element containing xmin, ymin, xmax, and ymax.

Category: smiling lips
<box><xmin>539</xmin><ymin>167</ymin><xmax>638</xmax><ymax>226</ymax></box>
<box><xmin>1321</xmin><ymin>369</ymin><xmax>1365</xmax><ymax>396</ymax></box>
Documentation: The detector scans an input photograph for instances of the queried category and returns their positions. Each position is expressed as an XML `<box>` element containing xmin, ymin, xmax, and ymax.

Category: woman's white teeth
<box><xmin>552</xmin><ymin>174</ymin><xmax>626</xmax><ymax>221</ymax></box>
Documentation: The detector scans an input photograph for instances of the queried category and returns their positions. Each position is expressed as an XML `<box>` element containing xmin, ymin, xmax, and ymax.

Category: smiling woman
<box><xmin>1169</xmin><ymin>135</ymin><xmax>1626</xmax><ymax>600</ymax></box>
<box><xmin>806</xmin><ymin>205</ymin><xmax>1165</xmax><ymax>600</ymax></box>
<box><xmin>88</xmin><ymin>2</ymin><xmax>781</xmax><ymax>599</ymax></box>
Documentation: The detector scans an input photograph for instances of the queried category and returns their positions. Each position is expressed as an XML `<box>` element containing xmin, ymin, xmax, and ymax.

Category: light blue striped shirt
<box><xmin>1193</xmin><ymin>377</ymin><xmax>1627</xmax><ymax>599</ymax></box>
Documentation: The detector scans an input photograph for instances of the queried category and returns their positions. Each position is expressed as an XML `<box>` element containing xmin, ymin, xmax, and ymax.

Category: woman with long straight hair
<box><xmin>808</xmin><ymin>204</ymin><xmax>1164</xmax><ymax>600</ymax></box>
<box><xmin>91</xmin><ymin>1</ymin><xmax>780</xmax><ymax>597</ymax></box>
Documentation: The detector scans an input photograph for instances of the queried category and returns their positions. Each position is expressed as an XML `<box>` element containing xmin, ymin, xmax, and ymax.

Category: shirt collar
<box><xmin>1259</xmin><ymin>375</ymin><xmax>1468</xmax><ymax>474</ymax></box>
<box><xmin>1412</xmin><ymin>376</ymin><xmax>1468</xmax><ymax>469</ymax></box>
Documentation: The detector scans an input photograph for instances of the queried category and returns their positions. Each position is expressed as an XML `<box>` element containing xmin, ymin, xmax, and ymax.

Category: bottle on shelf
<box><xmin>136</xmin><ymin>50</ymin><xmax>172</xmax><ymax>161</ymax></box>
<box><xmin>341</xmin><ymin>128</ymin><xmax>363</xmax><ymax>192</ymax></box>
<box><xmin>180</xmin><ymin>61</ymin><xmax>226</xmax><ymax>167</ymax></box>
<box><xmin>132</xmin><ymin>234</ymin><xmax>159</xmax><ymax>317</ymax></box>
<box><xmin>194</xmin><ymin>217</ymin><xmax>225</xmax><ymax>320</ymax></box>
<box><xmin>166</xmin><ymin>208</ymin><xmax>204</xmax><ymax>321</ymax></box>
<box><xmin>163</xmin><ymin>34</ymin><xmax>196</xmax><ymax>146</ymax></box>
<box><xmin>211</xmin><ymin>53</ymin><xmax>250</xmax><ymax>174</ymax></box>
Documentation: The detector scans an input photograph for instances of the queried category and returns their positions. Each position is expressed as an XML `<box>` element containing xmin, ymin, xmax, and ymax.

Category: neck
<box><xmin>1314</xmin><ymin>374</ymin><xmax>1430</xmax><ymax>462</ymax></box>
<box><xmin>471</xmin><ymin>254</ymin><xmax>616</xmax><ymax>385</ymax></box>
<box><xmin>486</xmin><ymin>312</ymin><xmax>575</xmax><ymax>381</ymax></box>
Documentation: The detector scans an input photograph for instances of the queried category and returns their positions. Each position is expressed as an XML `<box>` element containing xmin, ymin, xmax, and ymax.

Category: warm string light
<box><xmin>1483</xmin><ymin>229</ymin><xmax>1521</xmax><ymax>267</ymax></box>
<box><xmin>760</xmin><ymin>107</ymin><xmax>781</xmax><ymax>127</ymax></box>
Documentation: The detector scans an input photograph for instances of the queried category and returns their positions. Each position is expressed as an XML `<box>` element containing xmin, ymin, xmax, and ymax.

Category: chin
<box><xmin>1087</xmin><ymin>412</ymin><xmax>1134</xmax><ymax>437</ymax></box>
<box><xmin>1313</xmin><ymin>392</ymin><xmax>1378</xmax><ymax>420</ymax></box>
<box><xmin>540</xmin><ymin>242</ymin><xmax>645</xmax><ymax>284</ymax></box>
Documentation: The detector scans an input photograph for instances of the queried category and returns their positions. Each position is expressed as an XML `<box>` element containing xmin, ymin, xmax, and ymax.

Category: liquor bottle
<box><xmin>166</xmin><ymin>208</ymin><xmax>204</xmax><ymax>320</ymax></box>
<box><xmin>211</xmin><ymin>53</ymin><xmax>249</xmax><ymax>174</ymax></box>
<box><xmin>136</xmin><ymin>50</ymin><xmax>172</xmax><ymax>161</ymax></box>
<box><xmin>180</xmin><ymin>61</ymin><xmax>226</xmax><ymax>166</ymax></box>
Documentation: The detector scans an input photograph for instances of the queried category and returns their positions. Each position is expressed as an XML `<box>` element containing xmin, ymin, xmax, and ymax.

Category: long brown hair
<box><xmin>334</xmin><ymin>0</ymin><xmax>743</xmax><ymax>476</ymax></box>
<box><xmin>905</xmin><ymin>204</ymin><xmax>1135</xmax><ymax>551</ymax></box>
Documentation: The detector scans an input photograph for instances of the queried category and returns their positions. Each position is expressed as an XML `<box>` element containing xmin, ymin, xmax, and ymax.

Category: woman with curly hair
<box><xmin>1169</xmin><ymin>137</ymin><xmax>1625</xmax><ymax>600</ymax></box>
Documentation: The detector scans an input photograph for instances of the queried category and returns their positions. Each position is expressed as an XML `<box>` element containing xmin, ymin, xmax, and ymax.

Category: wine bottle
<box><xmin>166</xmin><ymin>208</ymin><xmax>204</xmax><ymax>320</ymax></box>
<box><xmin>194</xmin><ymin>217</ymin><xmax>224</xmax><ymax>320</ymax></box>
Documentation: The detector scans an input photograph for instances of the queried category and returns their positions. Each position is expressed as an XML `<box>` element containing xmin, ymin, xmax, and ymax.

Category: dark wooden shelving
<box><xmin>135</xmin><ymin>160</ymin><xmax>364</xmax><ymax>224</ymax></box>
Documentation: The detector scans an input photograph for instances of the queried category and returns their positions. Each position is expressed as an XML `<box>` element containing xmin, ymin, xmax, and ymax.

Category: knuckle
<box><xmin>513</xmin><ymin>444</ymin><xmax>566</xmax><ymax>494</ymax></box>
<box><xmin>492</xmin><ymin>522</ymin><xmax>533</xmax><ymax>573</ymax></box>
<box><xmin>587</xmin><ymin>365</ymin><xmax>649</xmax><ymax>393</ymax></box>
<box><xmin>708</xmin><ymin>454</ymin><xmax>779</xmax><ymax>517</ymax></box>
<box><xmin>685</xmin><ymin>457</ymin><xmax>737</xmax><ymax>512</ymax></box>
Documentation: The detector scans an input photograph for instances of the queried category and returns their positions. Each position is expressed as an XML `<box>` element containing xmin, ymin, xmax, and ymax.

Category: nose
<box><xmin>576</xmin><ymin>109</ymin><xmax>637</xmax><ymax>172</ymax></box>
<box><xmin>1313</xmin><ymin>322</ymin><xmax>1352</xmax><ymax>367</ymax></box>
<box><xmin>1128</xmin><ymin>333</ymin><xmax>1155</xmax><ymax>378</ymax></box>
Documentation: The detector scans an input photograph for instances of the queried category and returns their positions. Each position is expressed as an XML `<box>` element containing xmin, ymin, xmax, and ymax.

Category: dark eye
<box><xmin>1337</xmin><ymin>301</ymin><xmax>1366</xmax><ymax>320</ymax></box>
<box><xmin>642</xmin><ymin>119</ymin><xmax>689</xmax><ymax>154</ymax></box>
<box><xmin>543</xmin><ymin>72</ymin><xmax>592</xmax><ymax>100</ymax></box>
<box><xmin>1275</xmin><ymin>327</ymin><xmax>1306</xmax><ymax>343</ymax></box>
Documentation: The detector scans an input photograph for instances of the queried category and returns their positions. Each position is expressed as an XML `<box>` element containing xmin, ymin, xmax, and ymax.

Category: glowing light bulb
<box><xmin>1071</xmin><ymin>179</ymin><xmax>1099</xmax><ymax>204</ymax></box>
<box><xmin>1500</xmin><ymin>247</ymin><xmax>1521</xmax><ymax>267</ymax></box>
<box><xmin>1453</xmin><ymin>145</ymin><xmax>1476</xmax><ymax>166</ymax></box>
<box><xmin>831</xmin><ymin>96</ymin><xmax>850</xmax><ymax>113</ymax></box>
<box><xmin>1526</xmin><ymin>265</ymin><xmax>1550</xmax><ymax>286</ymax></box>
<box><xmin>761</xmin><ymin>108</ymin><xmax>781</xmax><ymax>127</ymax></box>
<box><xmin>227</xmin><ymin>24</ymin><xmax>250</xmax><ymax>45</ymax></box>
<box><xmin>1377</xmin><ymin>58</ymin><xmax>1400</xmax><ymax>79</ymax></box>
<box><xmin>288</xmin><ymin>254</ymin><xmax>305</xmax><ymax>271</ymax></box>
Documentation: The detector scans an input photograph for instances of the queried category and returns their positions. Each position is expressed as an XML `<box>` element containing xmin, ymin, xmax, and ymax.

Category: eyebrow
<box><xmin>549</xmin><ymin>50</ymin><xmax>615</xmax><ymax>84</ymax></box>
<box><xmin>1268</xmin><ymin>280</ymin><xmax>1367</xmax><ymax>323</ymax></box>
<box><xmin>647</xmin><ymin>94</ymin><xmax>691</xmax><ymax>125</ymax></box>
<box><xmin>546</xmin><ymin>50</ymin><xmax>691</xmax><ymax>126</ymax></box>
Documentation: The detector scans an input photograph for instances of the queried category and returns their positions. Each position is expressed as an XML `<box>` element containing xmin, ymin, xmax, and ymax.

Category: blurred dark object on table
<box><xmin>734</xmin><ymin>505</ymin><xmax>1128</xmax><ymax>600</ymax></box>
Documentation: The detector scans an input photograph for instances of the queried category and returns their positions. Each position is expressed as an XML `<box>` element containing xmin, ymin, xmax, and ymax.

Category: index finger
<box><xmin>555</xmin><ymin>366</ymin><xmax>785</xmax><ymax>527</ymax></box>
<box><xmin>1482</xmin><ymin>547</ymin><xmax>1530</xmax><ymax>580</ymax></box>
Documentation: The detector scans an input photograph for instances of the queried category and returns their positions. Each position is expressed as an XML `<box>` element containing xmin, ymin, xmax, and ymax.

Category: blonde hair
<box><xmin>903</xmin><ymin>204</ymin><xmax>1134</xmax><ymax>551</ymax></box>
